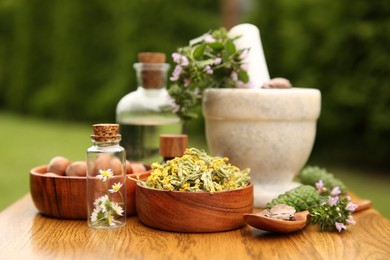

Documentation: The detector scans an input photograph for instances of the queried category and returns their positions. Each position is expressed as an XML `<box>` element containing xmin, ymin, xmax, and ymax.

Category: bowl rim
<box><xmin>135</xmin><ymin>182</ymin><xmax>253</xmax><ymax>194</ymax></box>
<box><xmin>30</xmin><ymin>165</ymin><xmax>152</xmax><ymax>180</ymax></box>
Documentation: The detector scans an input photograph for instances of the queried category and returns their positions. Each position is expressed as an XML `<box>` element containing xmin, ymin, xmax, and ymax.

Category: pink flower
<box><xmin>172</xmin><ymin>53</ymin><xmax>189</xmax><ymax>66</ymax></box>
<box><xmin>346</xmin><ymin>202</ymin><xmax>358</xmax><ymax>212</ymax></box>
<box><xmin>315</xmin><ymin>180</ymin><xmax>324</xmax><ymax>192</ymax></box>
<box><xmin>172</xmin><ymin>52</ymin><xmax>181</xmax><ymax>63</ymax></box>
<box><xmin>331</xmin><ymin>186</ymin><xmax>341</xmax><ymax>196</ymax></box>
<box><xmin>240</xmin><ymin>63</ymin><xmax>249</xmax><ymax>71</ymax></box>
<box><xmin>214</xmin><ymin>58</ymin><xmax>222</xmax><ymax>65</ymax></box>
<box><xmin>184</xmin><ymin>78</ymin><xmax>191</xmax><ymax>87</ymax></box>
<box><xmin>204</xmin><ymin>34</ymin><xmax>216</xmax><ymax>43</ymax></box>
<box><xmin>170</xmin><ymin>65</ymin><xmax>183</xmax><ymax>81</ymax></box>
<box><xmin>335</xmin><ymin>222</ymin><xmax>347</xmax><ymax>232</ymax></box>
<box><xmin>328</xmin><ymin>196</ymin><xmax>339</xmax><ymax>206</ymax></box>
<box><xmin>346</xmin><ymin>215</ymin><xmax>356</xmax><ymax>225</ymax></box>
<box><xmin>204</xmin><ymin>65</ymin><xmax>213</xmax><ymax>75</ymax></box>
<box><xmin>231</xmin><ymin>71</ymin><xmax>238</xmax><ymax>81</ymax></box>
<box><xmin>240</xmin><ymin>49</ymin><xmax>249</xmax><ymax>60</ymax></box>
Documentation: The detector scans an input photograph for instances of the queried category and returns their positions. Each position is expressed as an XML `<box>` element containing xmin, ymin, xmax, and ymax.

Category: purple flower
<box><xmin>346</xmin><ymin>202</ymin><xmax>358</xmax><ymax>212</ymax></box>
<box><xmin>331</xmin><ymin>186</ymin><xmax>341</xmax><ymax>196</ymax></box>
<box><xmin>184</xmin><ymin>78</ymin><xmax>191</xmax><ymax>87</ymax></box>
<box><xmin>236</xmin><ymin>81</ymin><xmax>246</xmax><ymax>88</ymax></box>
<box><xmin>180</xmin><ymin>56</ymin><xmax>189</xmax><ymax>66</ymax></box>
<box><xmin>204</xmin><ymin>65</ymin><xmax>213</xmax><ymax>75</ymax></box>
<box><xmin>214</xmin><ymin>58</ymin><xmax>222</xmax><ymax>65</ymax></box>
<box><xmin>231</xmin><ymin>71</ymin><xmax>238</xmax><ymax>81</ymax></box>
<box><xmin>315</xmin><ymin>180</ymin><xmax>324</xmax><ymax>192</ymax></box>
<box><xmin>204</xmin><ymin>34</ymin><xmax>216</xmax><ymax>43</ymax></box>
<box><xmin>172</xmin><ymin>53</ymin><xmax>189</xmax><ymax>67</ymax></box>
<box><xmin>240</xmin><ymin>49</ymin><xmax>249</xmax><ymax>60</ymax></box>
<box><xmin>335</xmin><ymin>222</ymin><xmax>347</xmax><ymax>232</ymax></box>
<box><xmin>240</xmin><ymin>63</ymin><xmax>249</xmax><ymax>71</ymax></box>
<box><xmin>346</xmin><ymin>215</ymin><xmax>356</xmax><ymax>225</ymax></box>
<box><xmin>328</xmin><ymin>196</ymin><xmax>339</xmax><ymax>207</ymax></box>
<box><xmin>172</xmin><ymin>52</ymin><xmax>181</xmax><ymax>63</ymax></box>
<box><xmin>170</xmin><ymin>65</ymin><xmax>183</xmax><ymax>81</ymax></box>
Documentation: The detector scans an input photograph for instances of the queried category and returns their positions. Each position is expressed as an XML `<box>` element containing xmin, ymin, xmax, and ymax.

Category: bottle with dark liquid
<box><xmin>116</xmin><ymin>53</ymin><xmax>181</xmax><ymax>164</ymax></box>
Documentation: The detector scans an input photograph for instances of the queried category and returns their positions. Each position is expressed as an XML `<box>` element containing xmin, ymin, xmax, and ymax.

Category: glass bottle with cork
<box><xmin>116</xmin><ymin>52</ymin><xmax>181</xmax><ymax>164</ymax></box>
<box><xmin>159</xmin><ymin>134</ymin><xmax>188</xmax><ymax>163</ymax></box>
<box><xmin>86</xmin><ymin>124</ymin><xmax>126</xmax><ymax>229</ymax></box>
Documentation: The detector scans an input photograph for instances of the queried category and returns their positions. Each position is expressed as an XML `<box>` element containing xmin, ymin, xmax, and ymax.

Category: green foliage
<box><xmin>0</xmin><ymin>0</ymin><xmax>389</xmax><ymax>167</ymax></box>
<box><xmin>0</xmin><ymin>0</ymin><xmax>219</xmax><ymax>122</ymax></box>
<box><xmin>168</xmin><ymin>27</ymin><xmax>249</xmax><ymax>122</ymax></box>
<box><xmin>266</xmin><ymin>185</ymin><xmax>320</xmax><ymax>212</ymax></box>
<box><xmin>247</xmin><ymin>0</ymin><xmax>390</xmax><ymax>167</ymax></box>
<box><xmin>299</xmin><ymin>166</ymin><xmax>348</xmax><ymax>195</ymax></box>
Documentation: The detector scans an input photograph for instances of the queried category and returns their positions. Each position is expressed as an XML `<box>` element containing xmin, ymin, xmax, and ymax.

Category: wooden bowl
<box><xmin>30</xmin><ymin>165</ymin><xmax>151</xmax><ymax>219</ymax></box>
<box><xmin>135</xmin><ymin>183</ymin><xmax>254</xmax><ymax>232</ymax></box>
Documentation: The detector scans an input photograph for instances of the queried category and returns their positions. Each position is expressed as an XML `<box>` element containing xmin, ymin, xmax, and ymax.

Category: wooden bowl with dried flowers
<box><xmin>30</xmin><ymin>157</ymin><xmax>150</xmax><ymax>219</ymax></box>
<box><xmin>133</xmin><ymin>148</ymin><xmax>254</xmax><ymax>233</ymax></box>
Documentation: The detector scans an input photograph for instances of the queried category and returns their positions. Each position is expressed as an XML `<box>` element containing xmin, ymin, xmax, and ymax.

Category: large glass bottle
<box><xmin>116</xmin><ymin>52</ymin><xmax>181</xmax><ymax>164</ymax></box>
<box><xmin>87</xmin><ymin>124</ymin><xmax>126</xmax><ymax>229</ymax></box>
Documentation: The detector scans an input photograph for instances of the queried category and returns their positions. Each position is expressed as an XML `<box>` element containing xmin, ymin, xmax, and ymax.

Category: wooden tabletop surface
<box><xmin>1</xmin><ymin>194</ymin><xmax>390</xmax><ymax>260</ymax></box>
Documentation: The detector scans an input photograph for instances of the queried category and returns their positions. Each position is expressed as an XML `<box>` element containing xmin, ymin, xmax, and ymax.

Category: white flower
<box><xmin>346</xmin><ymin>215</ymin><xmax>356</xmax><ymax>225</ymax></box>
<box><xmin>97</xmin><ymin>169</ymin><xmax>114</xmax><ymax>182</ymax></box>
<box><xmin>109</xmin><ymin>182</ymin><xmax>123</xmax><ymax>193</ymax></box>
<box><xmin>204</xmin><ymin>34</ymin><xmax>216</xmax><ymax>43</ymax></box>
<box><xmin>111</xmin><ymin>202</ymin><xmax>124</xmax><ymax>216</ymax></box>
<box><xmin>90</xmin><ymin>207</ymin><xmax>100</xmax><ymax>223</ymax></box>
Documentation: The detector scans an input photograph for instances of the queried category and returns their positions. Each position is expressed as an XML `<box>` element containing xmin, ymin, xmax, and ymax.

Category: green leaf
<box><xmin>225</xmin><ymin>39</ymin><xmax>236</xmax><ymax>55</ymax></box>
<box><xmin>209</xmin><ymin>42</ymin><xmax>224</xmax><ymax>51</ymax></box>
<box><xmin>193</xmin><ymin>44</ymin><xmax>206</xmax><ymax>59</ymax></box>
<box><xmin>238</xmin><ymin>71</ymin><xmax>249</xmax><ymax>83</ymax></box>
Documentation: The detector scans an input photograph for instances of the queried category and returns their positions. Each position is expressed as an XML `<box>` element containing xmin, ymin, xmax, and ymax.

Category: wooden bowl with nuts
<box><xmin>30</xmin><ymin>156</ymin><xmax>150</xmax><ymax>219</ymax></box>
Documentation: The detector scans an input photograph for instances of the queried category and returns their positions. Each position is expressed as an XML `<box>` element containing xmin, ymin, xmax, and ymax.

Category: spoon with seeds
<box><xmin>243</xmin><ymin>199</ymin><xmax>372</xmax><ymax>233</ymax></box>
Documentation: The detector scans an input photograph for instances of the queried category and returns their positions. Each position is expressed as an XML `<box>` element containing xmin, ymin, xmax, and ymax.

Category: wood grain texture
<box><xmin>0</xmin><ymin>194</ymin><xmax>390</xmax><ymax>260</ymax></box>
<box><xmin>30</xmin><ymin>166</ymin><xmax>151</xmax><ymax>219</ymax></box>
<box><xmin>136</xmin><ymin>183</ymin><xmax>254</xmax><ymax>232</ymax></box>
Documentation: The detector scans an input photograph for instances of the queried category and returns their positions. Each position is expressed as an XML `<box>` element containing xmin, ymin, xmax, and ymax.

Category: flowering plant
<box><xmin>308</xmin><ymin>180</ymin><xmax>358</xmax><ymax>232</ymax></box>
<box><xmin>168</xmin><ymin>27</ymin><xmax>250</xmax><ymax>122</ymax></box>
<box><xmin>90</xmin><ymin>169</ymin><xmax>125</xmax><ymax>227</ymax></box>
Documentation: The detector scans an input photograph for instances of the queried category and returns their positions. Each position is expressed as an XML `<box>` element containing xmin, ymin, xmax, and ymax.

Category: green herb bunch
<box><xmin>168</xmin><ymin>27</ymin><xmax>250</xmax><ymax>122</ymax></box>
<box><xmin>266</xmin><ymin>166</ymin><xmax>358</xmax><ymax>232</ymax></box>
<box><xmin>309</xmin><ymin>196</ymin><xmax>357</xmax><ymax>232</ymax></box>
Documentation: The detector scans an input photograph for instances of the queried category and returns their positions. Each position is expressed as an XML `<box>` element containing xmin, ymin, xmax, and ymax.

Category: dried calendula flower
<box><xmin>131</xmin><ymin>147</ymin><xmax>250</xmax><ymax>193</ymax></box>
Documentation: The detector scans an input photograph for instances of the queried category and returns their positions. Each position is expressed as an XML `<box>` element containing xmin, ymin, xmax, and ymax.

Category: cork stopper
<box><xmin>136</xmin><ymin>52</ymin><xmax>168</xmax><ymax>89</ymax></box>
<box><xmin>160</xmin><ymin>134</ymin><xmax>188</xmax><ymax>160</ymax></box>
<box><xmin>138</xmin><ymin>52</ymin><xmax>166</xmax><ymax>63</ymax></box>
<box><xmin>91</xmin><ymin>124</ymin><xmax>121</xmax><ymax>142</ymax></box>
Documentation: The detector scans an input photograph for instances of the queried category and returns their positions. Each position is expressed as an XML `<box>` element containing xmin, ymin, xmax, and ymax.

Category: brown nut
<box><xmin>130</xmin><ymin>162</ymin><xmax>147</xmax><ymax>173</ymax></box>
<box><xmin>126</xmin><ymin>160</ymin><xmax>133</xmax><ymax>175</ymax></box>
<box><xmin>48</xmin><ymin>156</ymin><xmax>71</xmax><ymax>176</ymax></box>
<box><xmin>65</xmin><ymin>161</ymin><xmax>87</xmax><ymax>177</ymax></box>
<box><xmin>93</xmin><ymin>154</ymin><xmax>124</xmax><ymax>176</ymax></box>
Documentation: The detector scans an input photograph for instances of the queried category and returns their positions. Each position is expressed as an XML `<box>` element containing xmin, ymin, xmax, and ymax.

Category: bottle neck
<box><xmin>92</xmin><ymin>140</ymin><xmax>121</xmax><ymax>147</ymax></box>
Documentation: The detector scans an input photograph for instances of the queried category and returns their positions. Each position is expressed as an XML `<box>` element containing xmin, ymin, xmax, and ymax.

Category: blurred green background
<box><xmin>0</xmin><ymin>0</ymin><xmax>389</xmax><ymax>217</ymax></box>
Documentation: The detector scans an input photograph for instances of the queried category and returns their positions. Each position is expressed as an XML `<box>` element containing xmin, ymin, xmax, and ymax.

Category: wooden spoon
<box><xmin>243</xmin><ymin>199</ymin><xmax>372</xmax><ymax>233</ymax></box>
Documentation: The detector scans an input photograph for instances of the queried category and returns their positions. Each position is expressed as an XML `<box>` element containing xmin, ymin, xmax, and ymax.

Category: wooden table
<box><xmin>1</xmin><ymin>194</ymin><xmax>390</xmax><ymax>260</ymax></box>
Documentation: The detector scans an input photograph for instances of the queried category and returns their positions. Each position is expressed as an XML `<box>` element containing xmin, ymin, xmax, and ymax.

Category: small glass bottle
<box><xmin>86</xmin><ymin>124</ymin><xmax>126</xmax><ymax>229</ymax></box>
<box><xmin>116</xmin><ymin>52</ymin><xmax>182</xmax><ymax>164</ymax></box>
<box><xmin>159</xmin><ymin>134</ymin><xmax>188</xmax><ymax>163</ymax></box>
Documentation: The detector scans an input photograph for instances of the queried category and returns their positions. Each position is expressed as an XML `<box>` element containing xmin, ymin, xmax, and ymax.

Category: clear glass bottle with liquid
<box><xmin>86</xmin><ymin>124</ymin><xmax>126</xmax><ymax>229</ymax></box>
<box><xmin>116</xmin><ymin>52</ymin><xmax>181</xmax><ymax>164</ymax></box>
